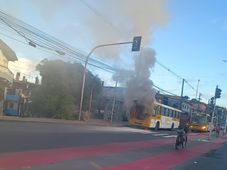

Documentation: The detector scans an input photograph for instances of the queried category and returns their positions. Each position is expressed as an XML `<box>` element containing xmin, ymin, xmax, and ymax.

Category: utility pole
<box><xmin>198</xmin><ymin>93</ymin><xmax>202</xmax><ymax>102</ymax></box>
<box><xmin>181</xmin><ymin>78</ymin><xmax>185</xmax><ymax>97</ymax></box>
<box><xmin>195</xmin><ymin>79</ymin><xmax>200</xmax><ymax>99</ymax></box>
<box><xmin>224</xmin><ymin>112</ymin><xmax>227</xmax><ymax>134</ymax></box>
<box><xmin>110</xmin><ymin>81</ymin><xmax>118</xmax><ymax>123</ymax></box>
<box><xmin>88</xmin><ymin>88</ymin><xmax>93</xmax><ymax>116</ymax></box>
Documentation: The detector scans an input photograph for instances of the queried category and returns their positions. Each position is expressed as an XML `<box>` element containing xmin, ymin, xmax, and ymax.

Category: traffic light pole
<box><xmin>224</xmin><ymin>114</ymin><xmax>227</xmax><ymax>134</ymax></box>
<box><xmin>78</xmin><ymin>41</ymin><xmax>134</xmax><ymax>121</ymax></box>
<box><xmin>209</xmin><ymin>97</ymin><xmax>216</xmax><ymax>139</ymax></box>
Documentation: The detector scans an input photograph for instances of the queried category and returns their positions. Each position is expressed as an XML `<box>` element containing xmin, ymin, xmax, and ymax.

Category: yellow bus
<box><xmin>189</xmin><ymin>113</ymin><xmax>209</xmax><ymax>132</ymax></box>
<box><xmin>128</xmin><ymin>102</ymin><xmax>182</xmax><ymax>130</ymax></box>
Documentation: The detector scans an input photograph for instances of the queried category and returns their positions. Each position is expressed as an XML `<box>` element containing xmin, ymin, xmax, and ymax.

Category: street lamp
<box><xmin>78</xmin><ymin>36</ymin><xmax>142</xmax><ymax>121</ymax></box>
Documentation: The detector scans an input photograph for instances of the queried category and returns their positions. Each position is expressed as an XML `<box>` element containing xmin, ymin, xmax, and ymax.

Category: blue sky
<box><xmin>152</xmin><ymin>0</ymin><xmax>227</xmax><ymax>106</ymax></box>
<box><xmin>0</xmin><ymin>0</ymin><xmax>227</xmax><ymax>106</ymax></box>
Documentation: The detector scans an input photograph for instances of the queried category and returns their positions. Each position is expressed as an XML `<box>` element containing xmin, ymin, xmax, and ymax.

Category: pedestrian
<box><xmin>215</xmin><ymin>124</ymin><xmax>221</xmax><ymax>137</ymax></box>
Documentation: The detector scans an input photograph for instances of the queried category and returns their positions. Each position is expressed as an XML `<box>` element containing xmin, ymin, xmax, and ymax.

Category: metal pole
<box><xmin>79</xmin><ymin>41</ymin><xmax>133</xmax><ymax>121</ymax></box>
<box><xmin>224</xmin><ymin>113</ymin><xmax>227</xmax><ymax>134</ymax></box>
<box><xmin>209</xmin><ymin>90</ymin><xmax>217</xmax><ymax>138</ymax></box>
<box><xmin>88</xmin><ymin>88</ymin><xmax>93</xmax><ymax>115</ymax></box>
<box><xmin>181</xmin><ymin>78</ymin><xmax>185</xmax><ymax>97</ymax></box>
<box><xmin>198</xmin><ymin>93</ymin><xmax>202</xmax><ymax>102</ymax></box>
<box><xmin>111</xmin><ymin>81</ymin><xmax>118</xmax><ymax>123</ymax></box>
<box><xmin>195</xmin><ymin>79</ymin><xmax>200</xmax><ymax>99</ymax></box>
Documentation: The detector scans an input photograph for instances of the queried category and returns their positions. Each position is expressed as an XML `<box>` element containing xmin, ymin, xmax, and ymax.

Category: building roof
<box><xmin>0</xmin><ymin>39</ymin><xmax>17</xmax><ymax>61</ymax></box>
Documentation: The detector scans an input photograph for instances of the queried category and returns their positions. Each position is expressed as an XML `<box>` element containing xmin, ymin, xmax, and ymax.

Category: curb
<box><xmin>0</xmin><ymin>116</ymin><xmax>126</xmax><ymax>127</ymax></box>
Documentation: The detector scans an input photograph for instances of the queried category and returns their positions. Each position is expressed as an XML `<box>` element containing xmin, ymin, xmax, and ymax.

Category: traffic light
<box><xmin>132</xmin><ymin>36</ymin><xmax>142</xmax><ymax>51</ymax></box>
<box><xmin>215</xmin><ymin>86</ymin><xmax>222</xmax><ymax>99</ymax></box>
<box><xmin>210</xmin><ymin>97</ymin><xmax>214</xmax><ymax>105</ymax></box>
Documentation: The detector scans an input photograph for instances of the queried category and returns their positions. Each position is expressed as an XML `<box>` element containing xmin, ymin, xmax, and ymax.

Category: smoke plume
<box><xmin>29</xmin><ymin>0</ymin><xmax>168</xmax><ymax>59</ymax></box>
<box><xmin>113</xmin><ymin>47</ymin><xmax>156</xmax><ymax>113</ymax></box>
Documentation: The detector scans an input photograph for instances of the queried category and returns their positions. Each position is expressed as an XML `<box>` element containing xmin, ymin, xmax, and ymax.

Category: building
<box><xmin>156</xmin><ymin>93</ymin><xmax>191</xmax><ymax>114</ymax></box>
<box><xmin>98</xmin><ymin>86</ymin><xmax>126</xmax><ymax>121</ymax></box>
<box><xmin>4</xmin><ymin>73</ymin><xmax>39</xmax><ymax>116</ymax></box>
<box><xmin>0</xmin><ymin>39</ymin><xmax>17</xmax><ymax>115</ymax></box>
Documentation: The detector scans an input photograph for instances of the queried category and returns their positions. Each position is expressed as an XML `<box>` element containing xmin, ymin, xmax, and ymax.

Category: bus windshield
<box><xmin>192</xmin><ymin>116</ymin><xmax>207</xmax><ymax>124</ymax></box>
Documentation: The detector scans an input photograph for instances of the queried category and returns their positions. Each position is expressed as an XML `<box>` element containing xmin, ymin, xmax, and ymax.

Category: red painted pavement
<box><xmin>0</xmin><ymin>138</ymin><xmax>175</xmax><ymax>169</ymax></box>
<box><xmin>0</xmin><ymin>132</ymin><xmax>214</xmax><ymax>169</ymax></box>
<box><xmin>102</xmin><ymin>139</ymin><xmax>225</xmax><ymax>170</ymax></box>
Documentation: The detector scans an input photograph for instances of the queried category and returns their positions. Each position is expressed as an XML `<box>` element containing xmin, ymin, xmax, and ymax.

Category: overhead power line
<box><xmin>0</xmin><ymin>30</ymin><xmax>115</xmax><ymax>73</ymax></box>
<box><xmin>0</xmin><ymin>10</ymin><xmax>116</xmax><ymax>73</ymax></box>
<box><xmin>156</xmin><ymin>60</ymin><xmax>197</xmax><ymax>93</ymax></box>
<box><xmin>0</xmin><ymin>10</ymin><xmax>200</xmax><ymax>99</ymax></box>
<box><xmin>153</xmin><ymin>84</ymin><xmax>178</xmax><ymax>96</ymax></box>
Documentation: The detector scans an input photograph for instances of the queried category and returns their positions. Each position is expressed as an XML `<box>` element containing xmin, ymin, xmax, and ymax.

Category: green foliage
<box><xmin>31</xmin><ymin>59</ymin><xmax>102</xmax><ymax>119</ymax></box>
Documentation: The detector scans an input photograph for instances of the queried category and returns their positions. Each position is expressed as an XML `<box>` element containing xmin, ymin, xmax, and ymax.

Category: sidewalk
<box><xmin>190</xmin><ymin>130</ymin><xmax>227</xmax><ymax>143</ymax></box>
<box><xmin>0</xmin><ymin>115</ymin><xmax>127</xmax><ymax>127</ymax></box>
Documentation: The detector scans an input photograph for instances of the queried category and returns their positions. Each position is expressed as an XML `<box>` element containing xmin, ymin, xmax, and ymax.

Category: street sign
<box><xmin>132</xmin><ymin>36</ymin><xmax>142</xmax><ymax>51</ymax></box>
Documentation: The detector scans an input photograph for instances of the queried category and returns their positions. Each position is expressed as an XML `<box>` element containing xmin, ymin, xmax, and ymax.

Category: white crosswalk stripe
<box><xmin>117</xmin><ymin>127</ymin><xmax>177</xmax><ymax>137</ymax></box>
<box><xmin>152</xmin><ymin>133</ymin><xmax>169</xmax><ymax>136</ymax></box>
<box><xmin>163</xmin><ymin>135</ymin><xmax>177</xmax><ymax>138</ymax></box>
<box><xmin>99</xmin><ymin>127</ymin><xmax>178</xmax><ymax>137</ymax></box>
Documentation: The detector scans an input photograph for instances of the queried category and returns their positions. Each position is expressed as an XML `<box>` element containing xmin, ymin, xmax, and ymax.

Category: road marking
<box><xmin>152</xmin><ymin>133</ymin><xmax>169</xmax><ymax>136</ymax></box>
<box><xmin>120</xmin><ymin>128</ymin><xmax>156</xmax><ymax>134</ymax></box>
<box><xmin>163</xmin><ymin>135</ymin><xmax>177</xmax><ymax>138</ymax></box>
<box><xmin>90</xmin><ymin>161</ymin><xmax>102</xmax><ymax>170</ymax></box>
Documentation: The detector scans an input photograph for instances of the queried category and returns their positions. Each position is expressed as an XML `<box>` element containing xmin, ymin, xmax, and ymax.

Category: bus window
<box><xmin>165</xmin><ymin>109</ymin><xmax>169</xmax><ymax>116</ymax></box>
<box><xmin>169</xmin><ymin>110</ymin><xmax>173</xmax><ymax>117</ymax></box>
<box><xmin>155</xmin><ymin>106</ymin><xmax>160</xmax><ymax>114</ymax></box>
<box><xmin>161</xmin><ymin>107</ymin><xmax>165</xmax><ymax>115</ymax></box>
<box><xmin>176</xmin><ymin>112</ymin><xmax>179</xmax><ymax>118</ymax></box>
<box><xmin>173</xmin><ymin>111</ymin><xmax>176</xmax><ymax>118</ymax></box>
<box><xmin>163</xmin><ymin>108</ymin><xmax>166</xmax><ymax>116</ymax></box>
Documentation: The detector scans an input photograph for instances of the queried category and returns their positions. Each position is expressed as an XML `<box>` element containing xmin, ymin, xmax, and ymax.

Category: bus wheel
<box><xmin>155</xmin><ymin>122</ymin><xmax>160</xmax><ymax>131</ymax></box>
<box><xmin>170</xmin><ymin>123</ymin><xmax>174</xmax><ymax>131</ymax></box>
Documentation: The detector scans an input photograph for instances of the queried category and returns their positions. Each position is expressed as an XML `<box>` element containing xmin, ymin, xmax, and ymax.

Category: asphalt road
<box><xmin>0</xmin><ymin>120</ymin><xmax>176</xmax><ymax>153</ymax></box>
<box><xmin>0</xmin><ymin>120</ymin><xmax>226</xmax><ymax>170</ymax></box>
<box><xmin>173</xmin><ymin>142</ymin><xmax>227</xmax><ymax>170</ymax></box>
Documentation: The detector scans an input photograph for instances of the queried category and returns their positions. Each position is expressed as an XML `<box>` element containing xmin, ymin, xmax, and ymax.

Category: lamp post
<box><xmin>78</xmin><ymin>37</ymin><xmax>142</xmax><ymax>121</ymax></box>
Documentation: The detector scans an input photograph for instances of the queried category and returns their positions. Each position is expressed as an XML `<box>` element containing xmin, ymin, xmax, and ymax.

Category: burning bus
<box><xmin>128</xmin><ymin>101</ymin><xmax>182</xmax><ymax>130</ymax></box>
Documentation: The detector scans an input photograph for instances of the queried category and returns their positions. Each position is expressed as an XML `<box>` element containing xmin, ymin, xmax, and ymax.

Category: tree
<box><xmin>31</xmin><ymin>59</ymin><xmax>102</xmax><ymax>119</ymax></box>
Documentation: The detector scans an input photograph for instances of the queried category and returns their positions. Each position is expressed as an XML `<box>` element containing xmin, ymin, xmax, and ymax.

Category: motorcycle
<box><xmin>175</xmin><ymin>129</ymin><xmax>187</xmax><ymax>150</ymax></box>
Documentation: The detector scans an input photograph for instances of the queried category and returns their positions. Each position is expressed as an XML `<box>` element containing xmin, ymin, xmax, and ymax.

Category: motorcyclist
<box><xmin>178</xmin><ymin>123</ymin><xmax>189</xmax><ymax>134</ymax></box>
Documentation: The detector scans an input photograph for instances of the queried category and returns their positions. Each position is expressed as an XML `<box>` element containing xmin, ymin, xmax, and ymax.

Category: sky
<box><xmin>0</xmin><ymin>0</ymin><xmax>227</xmax><ymax>107</ymax></box>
